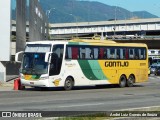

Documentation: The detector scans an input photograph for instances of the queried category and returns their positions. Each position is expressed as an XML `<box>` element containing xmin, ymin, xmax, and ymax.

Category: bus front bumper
<box><xmin>20</xmin><ymin>79</ymin><xmax>50</xmax><ymax>87</ymax></box>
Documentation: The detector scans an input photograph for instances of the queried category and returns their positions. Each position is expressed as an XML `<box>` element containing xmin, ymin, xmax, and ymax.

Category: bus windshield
<box><xmin>20</xmin><ymin>53</ymin><xmax>48</xmax><ymax>75</ymax></box>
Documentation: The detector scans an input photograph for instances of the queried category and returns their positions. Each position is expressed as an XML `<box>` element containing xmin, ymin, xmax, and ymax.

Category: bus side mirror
<box><xmin>15</xmin><ymin>51</ymin><xmax>24</xmax><ymax>63</ymax></box>
<box><xmin>45</xmin><ymin>52</ymin><xmax>52</xmax><ymax>63</ymax></box>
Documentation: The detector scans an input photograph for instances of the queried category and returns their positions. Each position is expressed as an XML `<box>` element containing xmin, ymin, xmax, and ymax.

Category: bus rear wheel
<box><xmin>64</xmin><ymin>77</ymin><xmax>74</xmax><ymax>90</ymax></box>
<box><xmin>127</xmin><ymin>75</ymin><xmax>135</xmax><ymax>87</ymax></box>
<box><xmin>119</xmin><ymin>75</ymin><xmax>126</xmax><ymax>88</ymax></box>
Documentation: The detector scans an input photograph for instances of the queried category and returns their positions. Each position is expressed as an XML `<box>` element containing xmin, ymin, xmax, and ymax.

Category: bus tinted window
<box><xmin>50</xmin><ymin>45</ymin><xmax>64</xmax><ymax>75</ymax></box>
<box><xmin>129</xmin><ymin>48</ymin><xmax>135</xmax><ymax>59</ymax></box>
<box><xmin>65</xmin><ymin>45</ymin><xmax>147</xmax><ymax>60</ymax></box>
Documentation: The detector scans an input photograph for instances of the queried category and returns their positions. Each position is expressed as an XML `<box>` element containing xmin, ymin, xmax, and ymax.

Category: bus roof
<box><xmin>26</xmin><ymin>39</ymin><xmax>147</xmax><ymax>48</ymax></box>
<box><xmin>69</xmin><ymin>38</ymin><xmax>148</xmax><ymax>48</ymax></box>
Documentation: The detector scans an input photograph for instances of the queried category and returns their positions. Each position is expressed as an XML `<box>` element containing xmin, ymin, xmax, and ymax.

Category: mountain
<box><xmin>13</xmin><ymin>0</ymin><xmax>158</xmax><ymax>23</ymax></box>
<box><xmin>133</xmin><ymin>11</ymin><xmax>158</xmax><ymax>19</ymax></box>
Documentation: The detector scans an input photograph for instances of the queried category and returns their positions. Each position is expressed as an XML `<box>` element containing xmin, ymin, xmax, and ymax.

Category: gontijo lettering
<box><xmin>105</xmin><ymin>61</ymin><xmax>129</xmax><ymax>67</ymax></box>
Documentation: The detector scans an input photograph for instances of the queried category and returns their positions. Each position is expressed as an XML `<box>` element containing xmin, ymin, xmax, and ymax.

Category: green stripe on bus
<box><xmin>68</xmin><ymin>42</ymin><xmax>79</xmax><ymax>45</ymax></box>
<box><xmin>88</xmin><ymin>61</ymin><xmax>108</xmax><ymax>80</ymax></box>
<box><xmin>78</xmin><ymin>60</ymin><xmax>98</xmax><ymax>80</ymax></box>
<box><xmin>78</xmin><ymin>60</ymin><xmax>108</xmax><ymax>80</ymax></box>
<box><xmin>68</xmin><ymin>42</ymin><xmax>89</xmax><ymax>45</ymax></box>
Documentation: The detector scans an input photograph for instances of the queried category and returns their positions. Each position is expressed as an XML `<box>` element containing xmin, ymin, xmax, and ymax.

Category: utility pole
<box><xmin>114</xmin><ymin>6</ymin><xmax>117</xmax><ymax>38</ymax></box>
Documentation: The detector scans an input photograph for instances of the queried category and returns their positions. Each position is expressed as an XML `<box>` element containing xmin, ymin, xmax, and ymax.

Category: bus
<box><xmin>15</xmin><ymin>39</ymin><xmax>148</xmax><ymax>90</ymax></box>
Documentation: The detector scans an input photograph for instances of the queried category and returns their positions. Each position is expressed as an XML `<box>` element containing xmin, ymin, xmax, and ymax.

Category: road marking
<box><xmin>59</xmin><ymin>103</ymin><xmax>104</xmax><ymax>108</ymax></box>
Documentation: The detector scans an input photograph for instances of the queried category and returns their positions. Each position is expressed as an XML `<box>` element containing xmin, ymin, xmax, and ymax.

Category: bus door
<box><xmin>49</xmin><ymin>45</ymin><xmax>64</xmax><ymax>76</ymax></box>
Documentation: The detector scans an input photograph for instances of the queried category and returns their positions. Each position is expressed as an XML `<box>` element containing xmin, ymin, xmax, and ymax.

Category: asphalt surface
<box><xmin>0</xmin><ymin>75</ymin><xmax>160</xmax><ymax>118</ymax></box>
<box><xmin>0</xmin><ymin>76</ymin><xmax>160</xmax><ymax>111</ymax></box>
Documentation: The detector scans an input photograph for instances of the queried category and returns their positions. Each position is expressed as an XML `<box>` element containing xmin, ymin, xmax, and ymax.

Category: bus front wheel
<box><xmin>119</xmin><ymin>75</ymin><xmax>126</xmax><ymax>88</ymax></box>
<box><xmin>127</xmin><ymin>75</ymin><xmax>135</xmax><ymax>87</ymax></box>
<box><xmin>64</xmin><ymin>77</ymin><xmax>74</xmax><ymax>90</ymax></box>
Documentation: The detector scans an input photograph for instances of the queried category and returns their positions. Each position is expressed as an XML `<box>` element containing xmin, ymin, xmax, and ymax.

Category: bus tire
<box><xmin>119</xmin><ymin>75</ymin><xmax>126</xmax><ymax>88</ymax></box>
<box><xmin>127</xmin><ymin>75</ymin><xmax>135</xmax><ymax>87</ymax></box>
<box><xmin>64</xmin><ymin>77</ymin><xmax>74</xmax><ymax>90</ymax></box>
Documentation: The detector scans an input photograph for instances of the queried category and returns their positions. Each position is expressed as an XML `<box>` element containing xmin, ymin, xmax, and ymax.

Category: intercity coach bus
<box><xmin>15</xmin><ymin>39</ymin><xmax>148</xmax><ymax>90</ymax></box>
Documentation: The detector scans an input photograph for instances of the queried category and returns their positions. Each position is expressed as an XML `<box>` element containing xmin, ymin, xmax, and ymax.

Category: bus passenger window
<box><xmin>125</xmin><ymin>49</ymin><xmax>128</xmax><ymax>59</ymax></box>
<box><xmin>135</xmin><ymin>56</ymin><xmax>138</xmax><ymax>59</ymax></box>
<box><xmin>143</xmin><ymin>49</ymin><xmax>146</xmax><ymax>59</ymax></box>
<box><xmin>94</xmin><ymin>48</ymin><xmax>98</xmax><ymax>59</ymax></box>
<box><xmin>103</xmin><ymin>50</ymin><xmax>107</xmax><ymax>59</ymax></box>
<box><xmin>120</xmin><ymin>48</ymin><xmax>125</xmax><ymax>59</ymax></box>
<box><xmin>66</xmin><ymin>47</ymin><xmax>72</xmax><ymax>59</ymax></box>
<box><xmin>135</xmin><ymin>49</ymin><xmax>139</xmax><ymax>59</ymax></box>
<box><xmin>72</xmin><ymin>47</ymin><xmax>79</xmax><ymax>59</ymax></box>
<box><xmin>129</xmin><ymin>49</ymin><xmax>134</xmax><ymax>59</ymax></box>
<box><xmin>129</xmin><ymin>55</ymin><xmax>134</xmax><ymax>59</ymax></box>
<box><xmin>103</xmin><ymin>48</ymin><xmax>109</xmax><ymax>59</ymax></box>
<box><xmin>82</xmin><ymin>53</ymin><xmax>85</xmax><ymax>59</ymax></box>
<box><xmin>110</xmin><ymin>48</ymin><xmax>115</xmax><ymax>59</ymax></box>
<box><xmin>139</xmin><ymin>49</ymin><xmax>145</xmax><ymax>59</ymax></box>
<box><xmin>110</xmin><ymin>53</ymin><xmax>115</xmax><ymax>59</ymax></box>
<box><xmin>85</xmin><ymin>48</ymin><xmax>91</xmax><ymax>59</ymax></box>
<box><xmin>80</xmin><ymin>48</ymin><xmax>86</xmax><ymax>59</ymax></box>
<box><xmin>90</xmin><ymin>49</ymin><xmax>95</xmax><ymax>59</ymax></box>
<box><xmin>116</xmin><ymin>49</ymin><xmax>120</xmax><ymax>59</ymax></box>
<box><xmin>99</xmin><ymin>48</ymin><xmax>104</xmax><ymax>59</ymax></box>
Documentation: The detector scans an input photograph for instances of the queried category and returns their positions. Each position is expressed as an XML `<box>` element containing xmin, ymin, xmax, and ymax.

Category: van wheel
<box><xmin>119</xmin><ymin>75</ymin><xmax>126</xmax><ymax>88</ymax></box>
<box><xmin>127</xmin><ymin>75</ymin><xmax>135</xmax><ymax>87</ymax></box>
<box><xmin>64</xmin><ymin>77</ymin><xmax>74</xmax><ymax>90</ymax></box>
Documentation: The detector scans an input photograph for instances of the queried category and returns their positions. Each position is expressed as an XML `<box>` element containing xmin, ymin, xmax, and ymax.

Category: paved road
<box><xmin>0</xmin><ymin>75</ymin><xmax>160</xmax><ymax>116</ymax></box>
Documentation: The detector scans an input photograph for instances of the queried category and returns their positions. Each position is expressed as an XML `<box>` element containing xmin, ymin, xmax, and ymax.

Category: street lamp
<box><xmin>69</xmin><ymin>14</ymin><xmax>78</xmax><ymax>24</ymax></box>
<box><xmin>69</xmin><ymin>14</ymin><xmax>78</xmax><ymax>37</ymax></box>
<box><xmin>46</xmin><ymin>8</ymin><xmax>55</xmax><ymax>20</ymax></box>
<box><xmin>117</xmin><ymin>8</ymin><xmax>127</xmax><ymax>35</ymax></box>
<box><xmin>114</xmin><ymin>6</ymin><xmax>117</xmax><ymax>38</ymax></box>
<box><xmin>45</xmin><ymin>8</ymin><xmax>55</xmax><ymax>40</ymax></box>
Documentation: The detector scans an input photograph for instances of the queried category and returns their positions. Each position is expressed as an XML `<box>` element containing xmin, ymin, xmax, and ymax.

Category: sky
<box><xmin>89</xmin><ymin>0</ymin><xmax>160</xmax><ymax>17</ymax></box>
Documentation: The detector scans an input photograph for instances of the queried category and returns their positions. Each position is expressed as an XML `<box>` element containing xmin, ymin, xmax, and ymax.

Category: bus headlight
<box><xmin>40</xmin><ymin>76</ymin><xmax>49</xmax><ymax>80</ymax></box>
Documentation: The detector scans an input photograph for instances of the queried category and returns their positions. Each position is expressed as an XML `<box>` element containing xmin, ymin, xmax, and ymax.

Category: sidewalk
<box><xmin>0</xmin><ymin>80</ymin><xmax>14</xmax><ymax>91</ymax></box>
